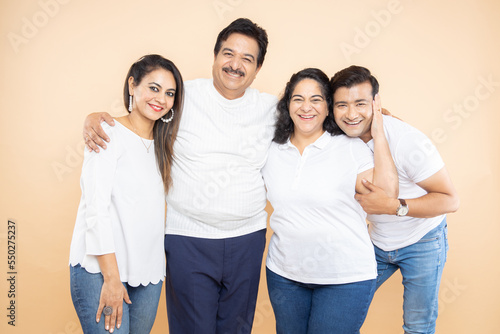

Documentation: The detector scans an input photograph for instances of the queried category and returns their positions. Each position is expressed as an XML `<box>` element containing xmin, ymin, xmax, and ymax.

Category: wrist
<box><xmin>101</xmin><ymin>271</ymin><xmax>120</xmax><ymax>282</ymax></box>
<box><xmin>395</xmin><ymin>198</ymin><xmax>409</xmax><ymax>216</ymax></box>
<box><xmin>388</xmin><ymin>198</ymin><xmax>400</xmax><ymax>215</ymax></box>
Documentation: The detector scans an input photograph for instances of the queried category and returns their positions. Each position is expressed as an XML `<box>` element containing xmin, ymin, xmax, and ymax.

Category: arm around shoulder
<box><xmin>83</xmin><ymin>112</ymin><xmax>114</xmax><ymax>152</ymax></box>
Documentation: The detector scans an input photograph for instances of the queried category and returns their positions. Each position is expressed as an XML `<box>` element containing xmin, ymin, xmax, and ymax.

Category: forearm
<box><xmin>96</xmin><ymin>253</ymin><xmax>121</xmax><ymax>282</ymax></box>
<box><xmin>372</xmin><ymin>135</ymin><xmax>398</xmax><ymax>198</ymax></box>
<box><xmin>404</xmin><ymin>192</ymin><xmax>460</xmax><ymax>218</ymax></box>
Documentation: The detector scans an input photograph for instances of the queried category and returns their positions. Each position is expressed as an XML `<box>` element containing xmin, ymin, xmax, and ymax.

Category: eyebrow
<box><xmin>222</xmin><ymin>47</ymin><xmax>256</xmax><ymax>61</ymax></box>
<box><xmin>292</xmin><ymin>94</ymin><xmax>324</xmax><ymax>99</ymax></box>
<box><xmin>149</xmin><ymin>82</ymin><xmax>176</xmax><ymax>91</ymax></box>
<box><xmin>334</xmin><ymin>98</ymin><xmax>369</xmax><ymax>105</ymax></box>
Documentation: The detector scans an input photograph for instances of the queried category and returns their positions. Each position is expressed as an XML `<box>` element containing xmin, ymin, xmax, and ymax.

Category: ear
<box><xmin>254</xmin><ymin>64</ymin><xmax>262</xmax><ymax>79</ymax></box>
<box><xmin>128</xmin><ymin>76</ymin><xmax>135</xmax><ymax>95</ymax></box>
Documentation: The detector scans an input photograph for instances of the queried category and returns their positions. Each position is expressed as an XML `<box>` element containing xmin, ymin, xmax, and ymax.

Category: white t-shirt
<box><xmin>367</xmin><ymin>115</ymin><xmax>445</xmax><ymax>251</ymax></box>
<box><xmin>165</xmin><ymin>79</ymin><xmax>277</xmax><ymax>239</ymax></box>
<box><xmin>69</xmin><ymin>121</ymin><xmax>166</xmax><ymax>287</ymax></box>
<box><xmin>262</xmin><ymin>132</ymin><xmax>377</xmax><ymax>284</ymax></box>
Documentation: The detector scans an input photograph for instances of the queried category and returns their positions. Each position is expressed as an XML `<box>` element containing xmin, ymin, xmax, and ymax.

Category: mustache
<box><xmin>222</xmin><ymin>67</ymin><xmax>245</xmax><ymax>77</ymax></box>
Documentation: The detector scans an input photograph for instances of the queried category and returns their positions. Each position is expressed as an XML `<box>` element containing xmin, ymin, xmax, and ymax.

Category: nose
<box><xmin>300</xmin><ymin>101</ymin><xmax>313</xmax><ymax>112</ymax></box>
<box><xmin>345</xmin><ymin>106</ymin><xmax>358</xmax><ymax>120</ymax></box>
<box><xmin>229</xmin><ymin>56</ymin><xmax>242</xmax><ymax>70</ymax></box>
<box><xmin>155</xmin><ymin>92</ymin><xmax>166</xmax><ymax>104</ymax></box>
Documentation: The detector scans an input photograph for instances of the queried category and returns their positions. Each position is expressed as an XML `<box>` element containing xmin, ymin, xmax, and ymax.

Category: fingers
<box><xmin>104</xmin><ymin>308</ymin><xmax>111</xmax><ymax>332</ymax></box>
<box><xmin>123</xmin><ymin>289</ymin><xmax>132</xmax><ymax>304</ymax></box>
<box><xmin>373</xmin><ymin>93</ymin><xmax>382</xmax><ymax>111</ymax></box>
<box><xmin>115</xmin><ymin>287</ymin><xmax>131</xmax><ymax>330</ymax></box>
<box><xmin>372</xmin><ymin>101</ymin><xmax>382</xmax><ymax>118</ymax></box>
<box><xmin>96</xmin><ymin>300</ymin><xmax>104</xmax><ymax>323</ymax></box>
<box><xmin>87</xmin><ymin>128</ymin><xmax>107</xmax><ymax>152</ymax></box>
<box><xmin>362</xmin><ymin>178</ymin><xmax>376</xmax><ymax>191</ymax></box>
<box><xmin>115</xmin><ymin>304</ymin><xmax>123</xmax><ymax>331</ymax></box>
<box><xmin>96</xmin><ymin>282</ymin><xmax>124</xmax><ymax>333</ymax></box>
<box><xmin>101</xmin><ymin>113</ymin><xmax>115</xmax><ymax>127</ymax></box>
<box><xmin>83</xmin><ymin>131</ymin><xmax>100</xmax><ymax>153</ymax></box>
<box><xmin>82</xmin><ymin>112</ymin><xmax>112</xmax><ymax>152</ymax></box>
<box><xmin>381</xmin><ymin>107</ymin><xmax>392</xmax><ymax>116</ymax></box>
<box><xmin>105</xmin><ymin>306</ymin><xmax>118</xmax><ymax>333</ymax></box>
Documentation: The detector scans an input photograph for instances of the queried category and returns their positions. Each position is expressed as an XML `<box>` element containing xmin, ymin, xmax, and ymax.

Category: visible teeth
<box><xmin>346</xmin><ymin>120</ymin><xmax>360</xmax><ymax>125</ymax></box>
<box><xmin>224</xmin><ymin>70</ymin><xmax>242</xmax><ymax>77</ymax></box>
<box><xmin>300</xmin><ymin>115</ymin><xmax>314</xmax><ymax>119</ymax></box>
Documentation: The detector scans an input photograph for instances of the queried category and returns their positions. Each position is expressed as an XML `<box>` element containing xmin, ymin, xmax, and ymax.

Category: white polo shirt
<box><xmin>262</xmin><ymin>131</ymin><xmax>377</xmax><ymax>284</ymax></box>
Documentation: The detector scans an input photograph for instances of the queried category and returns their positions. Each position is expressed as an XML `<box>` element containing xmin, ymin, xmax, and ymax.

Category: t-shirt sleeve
<box><xmin>80</xmin><ymin>123</ymin><xmax>118</xmax><ymax>255</ymax></box>
<box><xmin>396</xmin><ymin>131</ymin><xmax>445</xmax><ymax>183</ymax></box>
<box><xmin>350</xmin><ymin>137</ymin><xmax>374</xmax><ymax>174</ymax></box>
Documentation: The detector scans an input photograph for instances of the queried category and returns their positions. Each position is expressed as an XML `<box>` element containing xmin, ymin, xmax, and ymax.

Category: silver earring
<box><xmin>161</xmin><ymin>108</ymin><xmax>174</xmax><ymax>123</ymax></box>
<box><xmin>128</xmin><ymin>95</ymin><xmax>133</xmax><ymax>112</ymax></box>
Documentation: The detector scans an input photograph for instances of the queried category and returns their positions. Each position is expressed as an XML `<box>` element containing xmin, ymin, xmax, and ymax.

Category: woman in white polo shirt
<box><xmin>69</xmin><ymin>55</ymin><xmax>184</xmax><ymax>334</ymax></box>
<box><xmin>262</xmin><ymin>68</ymin><xmax>397</xmax><ymax>334</ymax></box>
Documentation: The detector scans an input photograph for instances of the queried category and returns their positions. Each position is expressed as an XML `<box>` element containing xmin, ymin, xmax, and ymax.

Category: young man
<box><xmin>330</xmin><ymin>65</ymin><xmax>459</xmax><ymax>334</ymax></box>
<box><xmin>83</xmin><ymin>19</ymin><xmax>277</xmax><ymax>334</ymax></box>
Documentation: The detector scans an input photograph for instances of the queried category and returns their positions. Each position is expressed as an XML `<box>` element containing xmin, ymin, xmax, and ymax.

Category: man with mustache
<box><xmin>83</xmin><ymin>18</ymin><xmax>276</xmax><ymax>334</ymax></box>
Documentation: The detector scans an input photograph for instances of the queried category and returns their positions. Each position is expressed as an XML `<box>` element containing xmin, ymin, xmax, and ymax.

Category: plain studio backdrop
<box><xmin>1</xmin><ymin>0</ymin><xmax>499</xmax><ymax>333</ymax></box>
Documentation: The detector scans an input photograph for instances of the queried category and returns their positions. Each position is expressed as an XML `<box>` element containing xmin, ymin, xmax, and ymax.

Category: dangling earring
<box><xmin>128</xmin><ymin>95</ymin><xmax>133</xmax><ymax>112</ymax></box>
<box><xmin>161</xmin><ymin>108</ymin><xmax>174</xmax><ymax>123</ymax></box>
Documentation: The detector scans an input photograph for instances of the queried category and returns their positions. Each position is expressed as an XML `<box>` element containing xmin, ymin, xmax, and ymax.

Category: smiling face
<box><xmin>212</xmin><ymin>33</ymin><xmax>261</xmax><ymax>100</ymax></box>
<box><xmin>129</xmin><ymin>68</ymin><xmax>176</xmax><ymax>122</ymax></box>
<box><xmin>333</xmin><ymin>81</ymin><xmax>375</xmax><ymax>143</ymax></box>
<box><xmin>289</xmin><ymin>78</ymin><xmax>328</xmax><ymax>141</ymax></box>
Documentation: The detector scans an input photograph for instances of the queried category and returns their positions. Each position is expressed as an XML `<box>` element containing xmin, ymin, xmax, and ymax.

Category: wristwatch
<box><xmin>396</xmin><ymin>199</ymin><xmax>409</xmax><ymax>216</ymax></box>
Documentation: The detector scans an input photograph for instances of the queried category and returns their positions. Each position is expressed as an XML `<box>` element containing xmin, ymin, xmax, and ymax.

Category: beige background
<box><xmin>1</xmin><ymin>0</ymin><xmax>499</xmax><ymax>333</ymax></box>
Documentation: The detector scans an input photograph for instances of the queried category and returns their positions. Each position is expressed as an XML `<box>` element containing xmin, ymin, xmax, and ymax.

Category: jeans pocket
<box><xmin>417</xmin><ymin>235</ymin><xmax>440</xmax><ymax>243</ymax></box>
<box><xmin>416</xmin><ymin>219</ymin><xmax>447</xmax><ymax>243</ymax></box>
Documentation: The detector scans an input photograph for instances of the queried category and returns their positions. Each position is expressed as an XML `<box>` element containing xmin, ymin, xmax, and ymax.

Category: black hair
<box><xmin>213</xmin><ymin>18</ymin><xmax>268</xmax><ymax>68</ymax></box>
<box><xmin>123</xmin><ymin>54</ymin><xmax>184</xmax><ymax>193</ymax></box>
<box><xmin>330</xmin><ymin>65</ymin><xmax>379</xmax><ymax>99</ymax></box>
<box><xmin>273</xmin><ymin>68</ymin><xmax>342</xmax><ymax>144</ymax></box>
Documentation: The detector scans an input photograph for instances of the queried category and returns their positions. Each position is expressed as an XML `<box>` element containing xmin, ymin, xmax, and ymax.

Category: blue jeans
<box><xmin>70</xmin><ymin>264</ymin><xmax>163</xmax><ymax>334</ymax></box>
<box><xmin>375</xmin><ymin>217</ymin><xmax>449</xmax><ymax>334</ymax></box>
<box><xmin>266</xmin><ymin>268</ymin><xmax>376</xmax><ymax>334</ymax></box>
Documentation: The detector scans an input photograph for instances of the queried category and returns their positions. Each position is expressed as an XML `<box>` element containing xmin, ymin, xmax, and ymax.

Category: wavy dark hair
<box><xmin>330</xmin><ymin>65</ymin><xmax>379</xmax><ymax>98</ymax></box>
<box><xmin>273</xmin><ymin>68</ymin><xmax>341</xmax><ymax>144</ymax></box>
<box><xmin>123</xmin><ymin>54</ymin><xmax>184</xmax><ymax>193</ymax></box>
<box><xmin>214</xmin><ymin>18</ymin><xmax>268</xmax><ymax>68</ymax></box>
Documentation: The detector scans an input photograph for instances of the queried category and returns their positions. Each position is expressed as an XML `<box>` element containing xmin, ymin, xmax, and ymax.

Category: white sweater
<box><xmin>165</xmin><ymin>79</ymin><xmax>277</xmax><ymax>238</ymax></box>
<box><xmin>69</xmin><ymin>121</ymin><xmax>166</xmax><ymax>286</ymax></box>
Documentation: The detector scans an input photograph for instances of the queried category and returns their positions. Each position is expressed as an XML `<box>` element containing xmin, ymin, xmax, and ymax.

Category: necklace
<box><xmin>128</xmin><ymin>116</ymin><xmax>153</xmax><ymax>153</ymax></box>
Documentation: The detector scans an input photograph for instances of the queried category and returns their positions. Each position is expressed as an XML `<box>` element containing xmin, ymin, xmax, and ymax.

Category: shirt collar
<box><xmin>278</xmin><ymin>131</ymin><xmax>331</xmax><ymax>150</ymax></box>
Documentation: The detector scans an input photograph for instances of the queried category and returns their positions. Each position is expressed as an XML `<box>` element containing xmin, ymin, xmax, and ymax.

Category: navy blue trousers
<box><xmin>164</xmin><ymin>229</ymin><xmax>266</xmax><ymax>334</ymax></box>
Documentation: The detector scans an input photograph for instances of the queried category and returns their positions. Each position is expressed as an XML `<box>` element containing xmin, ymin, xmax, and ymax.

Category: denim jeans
<box><xmin>70</xmin><ymin>264</ymin><xmax>163</xmax><ymax>334</ymax></box>
<box><xmin>375</xmin><ymin>217</ymin><xmax>449</xmax><ymax>334</ymax></box>
<box><xmin>266</xmin><ymin>268</ymin><xmax>376</xmax><ymax>334</ymax></box>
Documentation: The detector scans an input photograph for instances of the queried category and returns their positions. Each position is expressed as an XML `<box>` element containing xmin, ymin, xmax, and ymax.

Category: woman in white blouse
<box><xmin>262</xmin><ymin>68</ymin><xmax>397</xmax><ymax>334</ymax></box>
<box><xmin>69</xmin><ymin>55</ymin><xmax>184</xmax><ymax>334</ymax></box>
